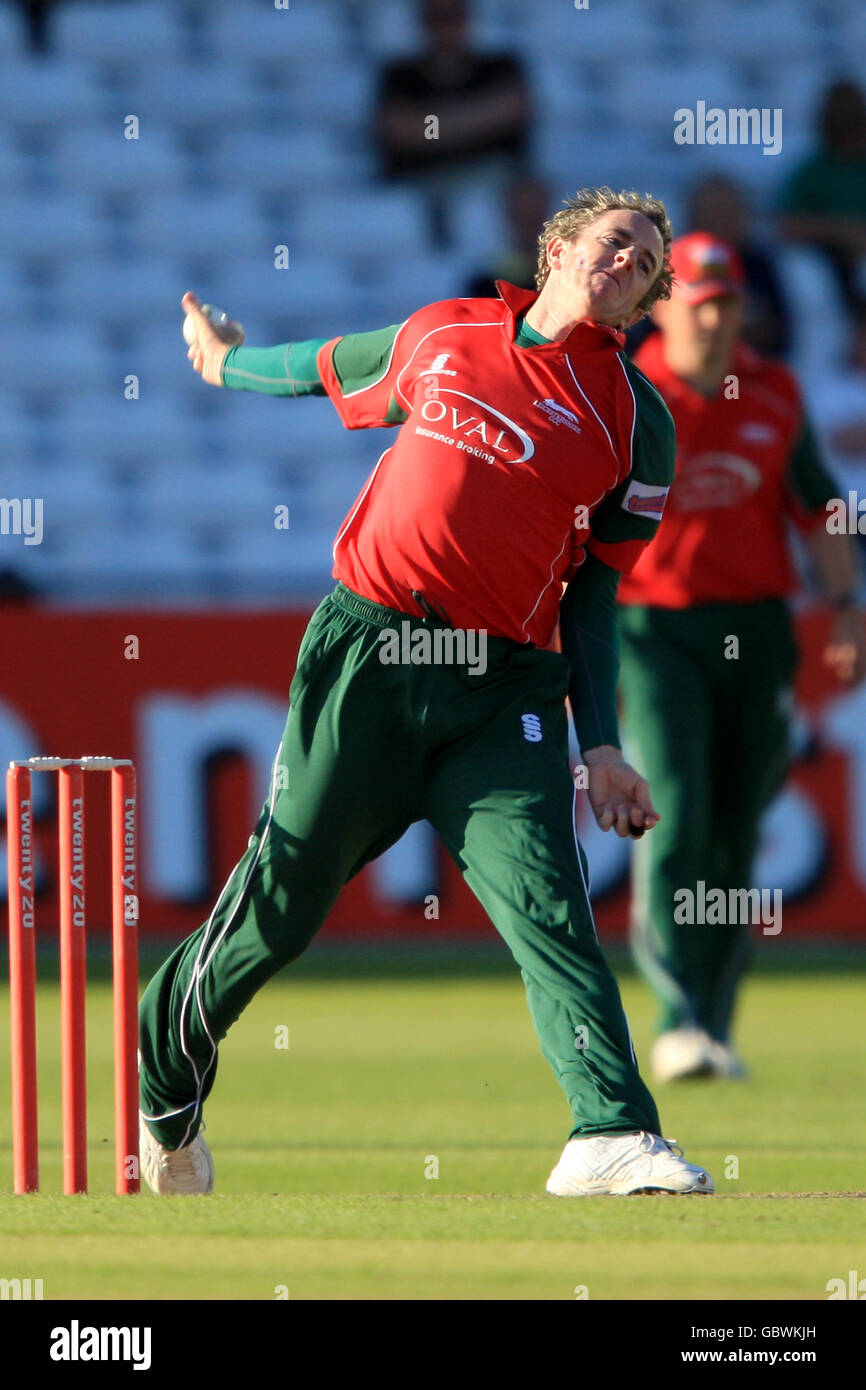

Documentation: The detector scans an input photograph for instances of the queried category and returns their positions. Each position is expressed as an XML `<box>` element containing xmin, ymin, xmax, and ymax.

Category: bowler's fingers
<box><xmin>595</xmin><ymin>805</ymin><xmax>615</xmax><ymax>832</ymax></box>
<box><xmin>626</xmin><ymin>803</ymin><xmax>660</xmax><ymax>839</ymax></box>
<box><xmin>181</xmin><ymin>290</ymin><xmax>205</xmax><ymax>323</ymax></box>
<box><xmin>181</xmin><ymin>291</ymin><xmax>217</xmax><ymax>348</ymax></box>
<box><xmin>597</xmin><ymin>800</ymin><xmax>659</xmax><ymax>838</ymax></box>
<box><xmin>632</xmin><ymin>773</ymin><xmax>657</xmax><ymax>821</ymax></box>
<box><xmin>595</xmin><ymin>802</ymin><xmax>635</xmax><ymax>836</ymax></box>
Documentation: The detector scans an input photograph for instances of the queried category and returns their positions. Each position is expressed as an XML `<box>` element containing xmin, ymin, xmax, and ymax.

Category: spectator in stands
<box><xmin>375</xmin><ymin>0</ymin><xmax>531</xmax><ymax>246</ymax></box>
<box><xmin>778</xmin><ymin>79</ymin><xmax>866</xmax><ymax>317</ymax></box>
<box><xmin>15</xmin><ymin>0</ymin><xmax>130</xmax><ymax>54</ymax></box>
<box><xmin>464</xmin><ymin>174</ymin><xmax>550</xmax><ymax>297</ymax></box>
<box><xmin>16</xmin><ymin>0</ymin><xmax>56</xmax><ymax>51</ymax></box>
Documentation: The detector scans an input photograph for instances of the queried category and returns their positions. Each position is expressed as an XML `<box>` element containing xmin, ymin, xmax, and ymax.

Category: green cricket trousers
<box><xmin>139</xmin><ymin>583</ymin><xmax>660</xmax><ymax>1148</ymax></box>
<box><xmin>619</xmin><ymin>598</ymin><xmax>797</xmax><ymax>1043</ymax></box>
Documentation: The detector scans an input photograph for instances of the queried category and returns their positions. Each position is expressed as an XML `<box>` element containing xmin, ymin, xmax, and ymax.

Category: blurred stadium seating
<box><xmin>0</xmin><ymin>0</ymin><xmax>861</xmax><ymax>600</ymax></box>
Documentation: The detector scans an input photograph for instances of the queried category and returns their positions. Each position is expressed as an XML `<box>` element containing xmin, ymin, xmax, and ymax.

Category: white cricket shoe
<box><xmin>708</xmin><ymin>1039</ymin><xmax>748</xmax><ymax>1079</ymax></box>
<box><xmin>651</xmin><ymin>1027</ymin><xmax>716</xmax><ymax>1082</ymax></box>
<box><xmin>139</xmin><ymin>1115</ymin><xmax>214</xmax><ymax>1195</ymax></box>
<box><xmin>547</xmin><ymin>1130</ymin><xmax>714</xmax><ymax>1196</ymax></box>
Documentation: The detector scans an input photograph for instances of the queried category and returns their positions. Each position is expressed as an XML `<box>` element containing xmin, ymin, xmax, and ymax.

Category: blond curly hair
<box><xmin>536</xmin><ymin>187</ymin><xmax>674</xmax><ymax>315</ymax></box>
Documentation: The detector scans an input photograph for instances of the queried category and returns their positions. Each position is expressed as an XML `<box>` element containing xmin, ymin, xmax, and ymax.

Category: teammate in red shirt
<box><xmin>619</xmin><ymin>233</ymin><xmax>866</xmax><ymax>1082</ymax></box>
<box><xmin>138</xmin><ymin>190</ymin><xmax>714</xmax><ymax>1198</ymax></box>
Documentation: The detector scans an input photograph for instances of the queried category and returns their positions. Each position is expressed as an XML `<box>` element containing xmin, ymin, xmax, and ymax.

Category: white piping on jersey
<box><xmin>332</xmin><ymin>446</ymin><xmax>391</xmax><ymax>563</ymax></box>
<box><xmin>394</xmin><ymin>319</ymin><xmax>503</xmax><ymax>411</ymax></box>
<box><xmin>518</xmin><ymin>482</ymin><xmax>607</xmax><ymax>643</ymax></box>
<box><xmin>615</xmin><ymin>353</ymin><xmax>638</xmax><ymax>483</ymax></box>
<box><xmin>563</xmin><ymin>355</ymin><xmax>621</xmax><ymax>472</ymax></box>
<box><xmin>519</xmin><ymin>529</ymin><xmax>571</xmax><ymax>643</ymax></box>
<box><xmin>341</xmin><ymin>320</ymin><xmax>409</xmax><ymax>398</ymax></box>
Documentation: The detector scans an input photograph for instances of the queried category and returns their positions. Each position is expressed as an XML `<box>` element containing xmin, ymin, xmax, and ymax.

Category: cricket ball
<box><xmin>183</xmin><ymin>303</ymin><xmax>244</xmax><ymax>347</ymax></box>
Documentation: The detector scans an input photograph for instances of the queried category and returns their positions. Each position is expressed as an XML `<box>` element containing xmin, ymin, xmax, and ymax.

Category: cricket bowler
<box><xmin>618</xmin><ymin>232</ymin><xmax>866</xmax><ymax>1082</ymax></box>
<box><xmin>138</xmin><ymin>188</ymin><xmax>714</xmax><ymax>1197</ymax></box>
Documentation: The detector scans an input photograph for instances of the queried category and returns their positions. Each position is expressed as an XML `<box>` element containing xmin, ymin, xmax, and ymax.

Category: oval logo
<box><xmin>418</xmin><ymin>388</ymin><xmax>534</xmax><ymax>464</ymax></box>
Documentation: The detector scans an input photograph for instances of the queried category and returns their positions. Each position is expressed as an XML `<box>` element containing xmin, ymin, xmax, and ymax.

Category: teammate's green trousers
<box><xmin>619</xmin><ymin>599</ymin><xmax>797</xmax><ymax>1042</ymax></box>
<box><xmin>139</xmin><ymin>583</ymin><xmax>660</xmax><ymax>1148</ymax></box>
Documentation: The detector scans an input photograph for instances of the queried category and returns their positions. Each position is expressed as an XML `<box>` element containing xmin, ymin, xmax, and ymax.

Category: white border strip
<box><xmin>144</xmin><ymin>736</ymin><xmax>285</xmax><ymax>1145</ymax></box>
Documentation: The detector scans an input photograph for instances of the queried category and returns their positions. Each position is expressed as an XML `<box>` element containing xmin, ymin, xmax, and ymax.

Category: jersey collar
<box><xmin>495</xmin><ymin>280</ymin><xmax>627</xmax><ymax>353</ymax></box>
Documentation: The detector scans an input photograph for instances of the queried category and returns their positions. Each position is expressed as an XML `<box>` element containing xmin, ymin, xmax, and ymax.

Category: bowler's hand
<box><xmin>583</xmin><ymin>744</ymin><xmax>659</xmax><ymax>837</ymax></box>
<box><xmin>823</xmin><ymin>605</ymin><xmax>866</xmax><ymax>686</ymax></box>
<box><xmin>181</xmin><ymin>291</ymin><xmax>242</xmax><ymax>386</ymax></box>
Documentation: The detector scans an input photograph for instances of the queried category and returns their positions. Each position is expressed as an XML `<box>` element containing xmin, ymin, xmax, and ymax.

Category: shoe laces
<box><xmin>158</xmin><ymin>1124</ymin><xmax>206</xmax><ymax>1173</ymax></box>
<box><xmin>638</xmin><ymin>1131</ymin><xmax>684</xmax><ymax>1158</ymax></box>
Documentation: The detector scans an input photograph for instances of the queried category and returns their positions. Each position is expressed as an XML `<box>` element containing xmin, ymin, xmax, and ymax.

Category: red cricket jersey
<box><xmin>618</xmin><ymin>333</ymin><xmax>832</xmax><ymax>608</ymax></box>
<box><xmin>316</xmin><ymin>282</ymin><xmax>674</xmax><ymax>645</ymax></box>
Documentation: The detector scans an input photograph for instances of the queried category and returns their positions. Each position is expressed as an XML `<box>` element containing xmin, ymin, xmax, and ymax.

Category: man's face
<box><xmin>654</xmin><ymin>292</ymin><xmax>744</xmax><ymax>361</ymax></box>
<box><xmin>545</xmin><ymin>209</ymin><xmax>665</xmax><ymax>330</ymax></box>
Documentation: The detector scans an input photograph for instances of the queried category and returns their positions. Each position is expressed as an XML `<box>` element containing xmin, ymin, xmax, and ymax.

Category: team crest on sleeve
<box><xmin>621</xmin><ymin>479</ymin><xmax>670</xmax><ymax>521</ymax></box>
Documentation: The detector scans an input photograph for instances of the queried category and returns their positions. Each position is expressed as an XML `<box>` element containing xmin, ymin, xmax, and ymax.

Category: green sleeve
<box><xmin>787</xmin><ymin>413</ymin><xmax>840</xmax><ymax>514</ymax></box>
<box><xmin>221</xmin><ymin>340</ymin><xmax>327</xmax><ymax>395</ymax></box>
<box><xmin>221</xmin><ymin>325</ymin><xmax>410</xmax><ymax>423</ymax></box>
<box><xmin>328</xmin><ymin>324</ymin><xmax>408</xmax><ymax>424</ymax></box>
<box><xmin>329</xmin><ymin>324</ymin><xmax>401</xmax><ymax>391</ymax></box>
<box><xmin>559</xmin><ymin>553</ymin><xmax>622</xmax><ymax>753</ymax></box>
<box><xmin>586</xmin><ymin>358</ymin><xmax>676</xmax><ymax>572</ymax></box>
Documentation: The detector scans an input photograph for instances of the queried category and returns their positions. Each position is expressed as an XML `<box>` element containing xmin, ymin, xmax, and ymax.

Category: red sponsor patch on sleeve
<box><xmin>621</xmin><ymin>479</ymin><xmax>670</xmax><ymax>520</ymax></box>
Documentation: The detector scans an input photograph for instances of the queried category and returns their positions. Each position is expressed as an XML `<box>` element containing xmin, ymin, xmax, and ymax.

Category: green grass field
<box><xmin>1</xmin><ymin>945</ymin><xmax>864</xmax><ymax>1301</ymax></box>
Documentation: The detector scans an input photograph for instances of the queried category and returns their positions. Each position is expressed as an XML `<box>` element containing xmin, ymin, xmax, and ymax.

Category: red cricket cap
<box><xmin>670</xmin><ymin>232</ymin><xmax>745</xmax><ymax>303</ymax></box>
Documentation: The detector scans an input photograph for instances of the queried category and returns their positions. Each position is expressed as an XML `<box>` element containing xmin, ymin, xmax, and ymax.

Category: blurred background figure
<box><xmin>374</xmin><ymin>0</ymin><xmax>531</xmax><ymax>246</ymax></box>
<box><xmin>463</xmin><ymin>172</ymin><xmax>550</xmax><ymax>297</ymax></box>
<box><xmin>628</xmin><ymin>175</ymin><xmax>793</xmax><ymax>359</ymax></box>
<box><xmin>616</xmin><ymin>234</ymin><xmax>866</xmax><ymax>1083</ymax></box>
<box><xmin>778</xmin><ymin>79</ymin><xmax>866</xmax><ymax>318</ymax></box>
